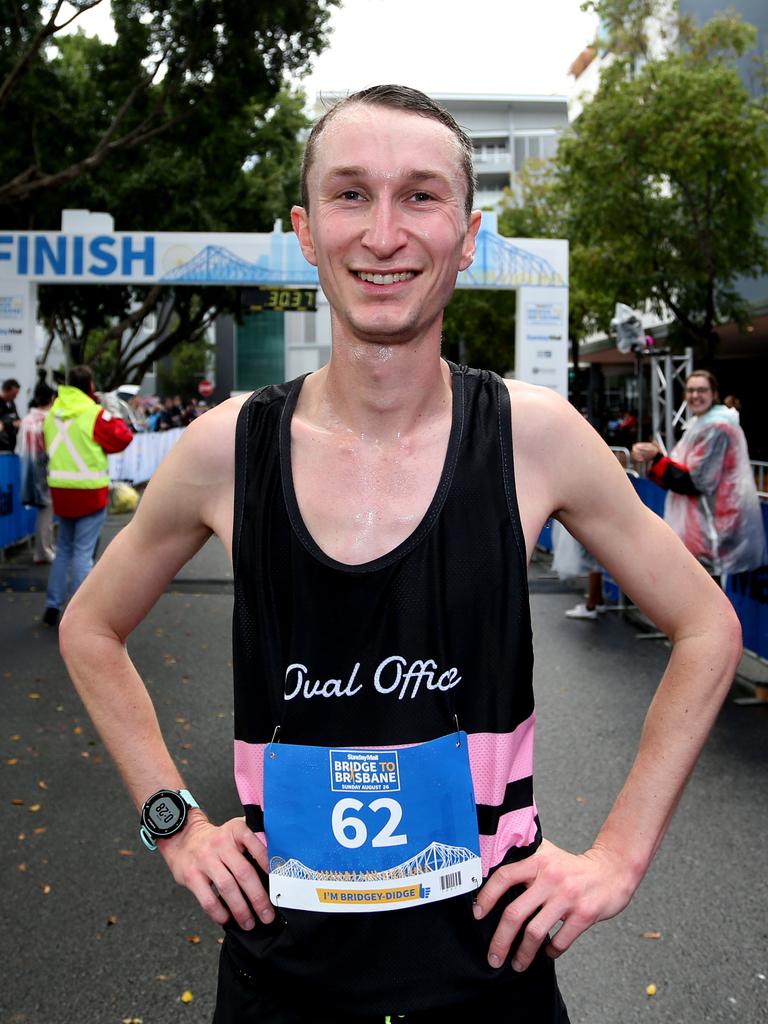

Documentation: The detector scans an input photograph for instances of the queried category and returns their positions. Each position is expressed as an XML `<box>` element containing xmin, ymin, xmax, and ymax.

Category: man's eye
<box><xmin>340</xmin><ymin>190</ymin><xmax>363</xmax><ymax>201</ymax></box>
<box><xmin>411</xmin><ymin>191</ymin><xmax>433</xmax><ymax>202</ymax></box>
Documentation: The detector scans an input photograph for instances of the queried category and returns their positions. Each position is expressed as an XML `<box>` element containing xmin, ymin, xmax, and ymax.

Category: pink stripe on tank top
<box><xmin>466</xmin><ymin>712</ymin><xmax>536</xmax><ymax>805</ymax></box>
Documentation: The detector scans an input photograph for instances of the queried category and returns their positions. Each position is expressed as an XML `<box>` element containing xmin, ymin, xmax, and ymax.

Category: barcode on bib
<box><xmin>441</xmin><ymin>870</ymin><xmax>462</xmax><ymax>891</ymax></box>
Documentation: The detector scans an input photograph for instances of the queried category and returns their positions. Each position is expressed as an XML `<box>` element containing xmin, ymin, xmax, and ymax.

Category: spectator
<box><xmin>19</xmin><ymin>383</ymin><xmax>56</xmax><ymax>563</ymax></box>
<box><xmin>723</xmin><ymin>394</ymin><xmax>741</xmax><ymax>424</ymax></box>
<box><xmin>632</xmin><ymin>370</ymin><xmax>766</xmax><ymax>576</ymax></box>
<box><xmin>42</xmin><ymin>365</ymin><xmax>133</xmax><ymax>626</ymax></box>
<box><xmin>0</xmin><ymin>377</ymin><xmax>21</xmax><ymax>452</ymax></box>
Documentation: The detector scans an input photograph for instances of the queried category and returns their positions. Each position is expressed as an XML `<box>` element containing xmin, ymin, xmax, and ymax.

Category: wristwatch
<box><xmin>139</xmin><ymin>788</ymin><xmax>199</xmax><ymax>851</ymax></box>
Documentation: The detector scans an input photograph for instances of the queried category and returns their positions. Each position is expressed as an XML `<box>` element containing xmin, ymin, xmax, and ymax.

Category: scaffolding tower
<box><xmin>644</xmin><ymin>347</ymin><xmax>694</xmax><ymax>453</ymax></box>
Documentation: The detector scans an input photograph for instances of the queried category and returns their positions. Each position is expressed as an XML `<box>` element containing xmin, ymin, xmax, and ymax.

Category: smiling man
<box><xmin>60</xmin><ymin>86</ymin><xmax>741</xmax><ymax>1023</ymax></box>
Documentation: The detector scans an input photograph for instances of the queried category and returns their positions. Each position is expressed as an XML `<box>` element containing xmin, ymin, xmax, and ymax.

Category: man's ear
<box><xmin>458</xmin><ymin>210</ymin><xmax>482</xmax><ymax>272</ymax></box>
<box><xmin>291</xmin><ymin>205</ymin><xmax>317</xmax><ymax>267</ymax></box>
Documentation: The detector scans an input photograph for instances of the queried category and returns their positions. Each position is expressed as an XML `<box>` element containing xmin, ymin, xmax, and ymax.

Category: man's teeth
<box><xmin>357</xmin><ymin>272</ymin><xmax>415</xmax><ymax>284</ymax></box>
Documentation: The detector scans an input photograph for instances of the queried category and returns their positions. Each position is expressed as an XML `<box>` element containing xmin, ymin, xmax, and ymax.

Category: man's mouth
<box><xmin>354</xmin><ymin>271</ymin><xmax>416</xmax><ymax>285</ymax></box>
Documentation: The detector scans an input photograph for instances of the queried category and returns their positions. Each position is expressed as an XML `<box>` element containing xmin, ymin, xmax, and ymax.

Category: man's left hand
<box><xmin>472</xmin><ymin>838</ymin><xmax>637</xmax><ymax>971</ymax></box>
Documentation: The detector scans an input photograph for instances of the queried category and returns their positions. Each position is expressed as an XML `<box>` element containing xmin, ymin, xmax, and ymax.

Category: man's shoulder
<box><xmin>502</xmin><ymin>378</ymin><xmax>575</xmax><ymax>443</ymax></box>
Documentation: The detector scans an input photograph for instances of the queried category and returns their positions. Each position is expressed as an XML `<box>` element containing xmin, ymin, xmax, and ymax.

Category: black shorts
<box><xmin>212</xmin><ymin>941</ymin><xmax>571</xmax><ymax>1024</ymax></box>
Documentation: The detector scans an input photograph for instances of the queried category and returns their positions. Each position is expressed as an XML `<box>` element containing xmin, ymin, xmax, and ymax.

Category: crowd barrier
<box><xmin>107</xmin><ymin>427</ymin><xmax>185</xmax><ymax>485</ymax></box>
<box><xmin>0</xmin><ymin>453</ymin><xmax>37</xmax><ymax>550</ymax></box>
<box><xmin>539</xmin><ymin>477</ymin><xmax>768</xmax><ymax>660</ymax></box>
<box><xmin>0</xmin><ymin>429</ymin><xmax>186</xmax><ymax>551</ymax></box>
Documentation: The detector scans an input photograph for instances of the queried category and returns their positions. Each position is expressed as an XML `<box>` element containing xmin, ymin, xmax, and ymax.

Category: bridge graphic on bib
<box><xmin>269</xmin><ymin>841</ymin><xmax>477</xmax><ymax>881</ymax></box>
<box><xmin>458</xmin><ymin>229</ymin><xmax>566</xmax><ymax>289</ymax></box>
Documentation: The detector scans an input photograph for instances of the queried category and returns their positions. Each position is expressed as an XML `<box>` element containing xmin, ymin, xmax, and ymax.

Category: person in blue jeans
<box><xmin>42</xmin><ymin>365</ymin><xmax>132</xmax><ymax>626</ymax></box>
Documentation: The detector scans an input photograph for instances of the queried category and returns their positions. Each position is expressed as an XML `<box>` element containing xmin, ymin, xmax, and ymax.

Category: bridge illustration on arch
<box><xmin>160</xmin><ymin>238</ymin><xmax>319</xmax><ymax>286</ymax></box>
<box><xmin>269</xmin><ymin>840</ymin><xmax>478</xmax><ymax>881</ymax></box>
<box><xmin>458</xmin><ymin>229</ymin><xmax>566</xmax><ymax>289</ymax></box>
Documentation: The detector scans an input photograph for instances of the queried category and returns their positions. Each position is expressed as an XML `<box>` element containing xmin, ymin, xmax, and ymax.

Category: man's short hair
<box><xmin>301</xmin><ymin>85</ymin><xmax>476</xmax><ymax>219</ymax></box>
<box><xmin>2</xmin><ymin>378</ymin><xmax>20</xmax><ymax>391</ymax></box>
<box><xmin>67</xmin><ymin>365</ymin><xmax>95</xmax><ymax>396</ymax></box>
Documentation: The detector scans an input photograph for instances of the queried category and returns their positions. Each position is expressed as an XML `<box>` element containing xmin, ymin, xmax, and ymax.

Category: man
<box><xmin>0</xmin><ymin>377</ymin><xmax>21</xmax><ymax>452</ymax></box>
<box><xmin>43</xmin><ymin>365</ymin><xmax>132</xmax><ymax>626</ymax></box>
<box><xmin>60</xmin><ymin>87</ymin><xmax>741</xmax><ymax>1022</ymax></box>
<box><xmin>632</xmin><ymin>370</ymin><xmax>766</xmax><ymax>577</ymax></box>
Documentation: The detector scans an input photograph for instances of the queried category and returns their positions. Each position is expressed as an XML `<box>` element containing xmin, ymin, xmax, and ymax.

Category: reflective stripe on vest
<box><xmin>46</xmin><ymin>408</ymin><xmax>109</xmax><ymax>489</ymax></box>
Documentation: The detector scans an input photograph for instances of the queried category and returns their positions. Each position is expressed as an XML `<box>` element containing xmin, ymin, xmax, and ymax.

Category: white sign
<box><xmin>515</xmin><ymin>286</ymin><xmax>569</xmax><ymax>398</ymax></box>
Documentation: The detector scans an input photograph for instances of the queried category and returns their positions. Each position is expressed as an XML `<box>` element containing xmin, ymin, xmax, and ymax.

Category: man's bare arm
<box><xmin>59</xmin><ymin>398</ymin><xmax>275</xmax><ymax>930</ymax></box>
<box><xmin>474</xmin><ymin>385</ymin><xmax>741</xmax><ymax>970</ymax></box>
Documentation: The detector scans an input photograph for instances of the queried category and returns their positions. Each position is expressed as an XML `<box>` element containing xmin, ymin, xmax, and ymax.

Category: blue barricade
<box><xmin>0</xmin><ymin>454</ymin><xmax>37</xmax><ymax>549</ymax></box>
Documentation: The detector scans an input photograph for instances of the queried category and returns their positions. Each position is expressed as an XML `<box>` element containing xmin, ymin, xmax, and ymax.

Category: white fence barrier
<box><xmin>108</xmin><ymin>428</ymin><xmax>185</xmax><ymax>485</ymax></box>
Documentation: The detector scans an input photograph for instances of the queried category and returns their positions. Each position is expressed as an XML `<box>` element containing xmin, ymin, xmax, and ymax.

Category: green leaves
<box><xmin>558</xmin><ymin>2</ymin><xmax>768</xmax><ymax>359</ymax></box>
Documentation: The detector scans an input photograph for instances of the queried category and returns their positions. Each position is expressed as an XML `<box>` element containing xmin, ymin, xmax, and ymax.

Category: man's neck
<box><xmin>302</xmin><ymin>326</ymin><xmax>451</xmax><ymax>443</ymax></box>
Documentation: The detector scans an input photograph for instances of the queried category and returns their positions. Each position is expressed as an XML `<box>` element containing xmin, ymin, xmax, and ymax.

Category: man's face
<box><xmin>684</xmin><ymin>375</ymin><xmax>715</xmax><ymax>416</ymax></box>
<box><xmin>292</xmin><ymin>105</ymin><xmax>480</xmax><ymax>347</ymax></box>
<box><xmin>3</xmin><ymin>385</ymin><xmax>19</xmax><ymax>402</ymax></box>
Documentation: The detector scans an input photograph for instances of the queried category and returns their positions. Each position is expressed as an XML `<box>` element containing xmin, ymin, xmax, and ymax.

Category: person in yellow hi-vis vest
<box><xmin>42</xmin><ymin>365</ymin><xmax>132</xmax><ymax>626</ymax></box>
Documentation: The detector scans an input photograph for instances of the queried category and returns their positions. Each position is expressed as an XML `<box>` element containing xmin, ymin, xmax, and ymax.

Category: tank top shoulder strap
<box><xmin>232</xmin><ymin>379</ymin><xmax>302</xmax><ymax>575</ymax></box>
<box><xmin>490</xmin><ymin>370</ymin><xmax>528</xmax><ymax>571</ymax></box>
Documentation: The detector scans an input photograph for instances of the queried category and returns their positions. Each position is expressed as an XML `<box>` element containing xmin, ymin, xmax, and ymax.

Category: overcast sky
<box><xmin>301</xmin><ymin>0</ymin><xmax>598</xmax><ymax>99</ymax></box>
<box><xmin>65</xmin><ymin>0</ymin><xmax>598</xmax><ymax>101</ymax></box>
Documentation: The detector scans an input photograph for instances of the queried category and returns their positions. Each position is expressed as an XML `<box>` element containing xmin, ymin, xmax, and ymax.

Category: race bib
<box><xmin>263</xmin><ymin>732</ymin><xmax>481</xmax><ymax>913</ymax></box>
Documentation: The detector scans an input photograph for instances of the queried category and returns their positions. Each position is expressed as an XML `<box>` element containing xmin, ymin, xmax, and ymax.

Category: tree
<box><xmin>557</xmin><ymin>1</ymin><xmax>768</xmax><ymax>363</ymax></box>
<box><xmin>441</xmin><ymin>289</ymin><xmax>517</xmax><ymax>376</ymax></box>
<box><xmin>0</xmin><ymin>0</ymin><xmax>336</xmax><ymax>213</ymax></box>
<box><xmin>1</xmin><ymin>1</ymin><xmax>336</xmax><ymax>386</ymax></box>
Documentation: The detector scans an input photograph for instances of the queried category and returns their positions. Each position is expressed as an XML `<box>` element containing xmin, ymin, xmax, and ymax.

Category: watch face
<box><xmin>142</xmin><ymin>790</ymin><xmax>187</xmax><ymax>838</ymax></box>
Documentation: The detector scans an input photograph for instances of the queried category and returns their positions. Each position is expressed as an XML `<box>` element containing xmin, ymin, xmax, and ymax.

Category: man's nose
<box><xmin>361</xmin><ymin>200</ymin><xmax>406</xmax><ymax>258</ymax></box>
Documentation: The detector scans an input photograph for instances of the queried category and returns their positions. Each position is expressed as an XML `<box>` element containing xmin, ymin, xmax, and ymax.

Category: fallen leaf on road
<box><xmin>39</xmin><ymin>883</ymin><xmax>51</xmax><ymax>894</ymax></box>
<box><xmin>37</xmin><ymin>780</ymin><xmax>48</xmax><ymax>790</ymax></box>
<box><xmin>186</xmin><ymin>934</ymin><xmax>201</xmax><ymax>944</ymax></box>
<box><xmin>33</xmin><ymin>827</ymin><xmax>46</xmax><ymax>835</ymax></box>
<box><xmin>28</xmin><ymin>804</ymin><xmax>41</xmax><ymax>813</ymax></box>
<box><xmin>175</xmin><ymin>717</ymin><xmax>186</xmax><ymax>724</ymax></box>
<box><xmin>6</xmin><ymin>758</ymin><xmax>18</xmax><ymax>765</ymax></box>
<box><xmin>10</xmin><ymin>734</ymin><xmax>20</xmax><ymax>741</ymax></box>
<box><xmin>641</xmin><ymin>931</ymin><xmax>662</xmax><ymax>939</ymax></box>
<box><xmin>106</xmin><ymin>915</ymin><xmax>118</xmax><ymax>926</ymax></box>
<box><xmin>180</xmin><ymin>990</ymin><xmax>194</xmax><ymax>1004</ymax></box>
<box><xmin>118</xmin><ymin>849</ymin><xmax>134</xmax><ymax>857</ymax></box>
<box><xmin>122</xmin><ymin>1017</ymin><xmax>143</xmax><ymax>1023</ymax></box>
<box><xmin>27</xmin><ymin>693</ymin><xmax>40</xmax><ymax>700</ymax></box>
<box><xmin>11</xmin><ymin>799</ymin><xmax>24</xmax><ymax>806</ymax></box>
<box><xmin>73</xmin><ymin>726</ymin><xmax>83</xmax><ymax>735</ymax></box>
<box><xmin>646</xmin><ymin>983</ymin><xmax>657</xmax><ymax>997</ymax></box>
<box><xmin>18</xmin><ymin>863</ymin><xmax>26</xmax><ymax>872</ymax></box>
<box><xmin>156</xmin><ymin>974</ymin><xmax>169</xmax><ymax>981</ymax></box>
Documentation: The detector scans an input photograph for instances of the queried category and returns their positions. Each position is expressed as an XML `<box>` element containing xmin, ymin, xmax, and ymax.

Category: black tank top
<box><xmin>228</xmin><ymin>363</ymin><xmax>554</xmax><ymax>1014</ymax></box>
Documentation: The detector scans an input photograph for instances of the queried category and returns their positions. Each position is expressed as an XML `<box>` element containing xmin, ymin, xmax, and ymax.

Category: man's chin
<box><xmin>344</xmin><ymin>314</ymin><xmax>433</xmax><ymax>347</ymax></box>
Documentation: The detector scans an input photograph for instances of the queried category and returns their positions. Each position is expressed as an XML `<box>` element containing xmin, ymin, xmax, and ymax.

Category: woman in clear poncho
<box><xmin>633</xmin><ymin>371</ymin><xmax>766</xmax><ymax>576</ymax></box>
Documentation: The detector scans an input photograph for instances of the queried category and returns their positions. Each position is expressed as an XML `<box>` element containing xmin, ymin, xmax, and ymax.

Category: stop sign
<box><xmin>198</xmin><ymin>379</ymin><xmax>214</xmax><ymax>398</ymax></box>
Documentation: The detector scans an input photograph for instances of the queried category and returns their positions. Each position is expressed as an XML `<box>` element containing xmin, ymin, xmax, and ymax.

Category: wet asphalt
<box><xmin>1</xmin><ymin>515</ymin><xmax>766</xmax><ymax>1024</ymax></box>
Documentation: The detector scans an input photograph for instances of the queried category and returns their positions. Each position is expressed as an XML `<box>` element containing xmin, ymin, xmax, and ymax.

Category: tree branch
<box><xmin>0</xmin><ymin>0</ymin><xmax>67</xmax><ymax>112</ymax></box>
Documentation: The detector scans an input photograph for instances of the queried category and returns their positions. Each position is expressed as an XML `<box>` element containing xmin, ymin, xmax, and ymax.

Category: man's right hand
<box><xmin>158</xmin><ymin>813</ymin><xmax>275</xmax><ymax>930</ymax></box>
